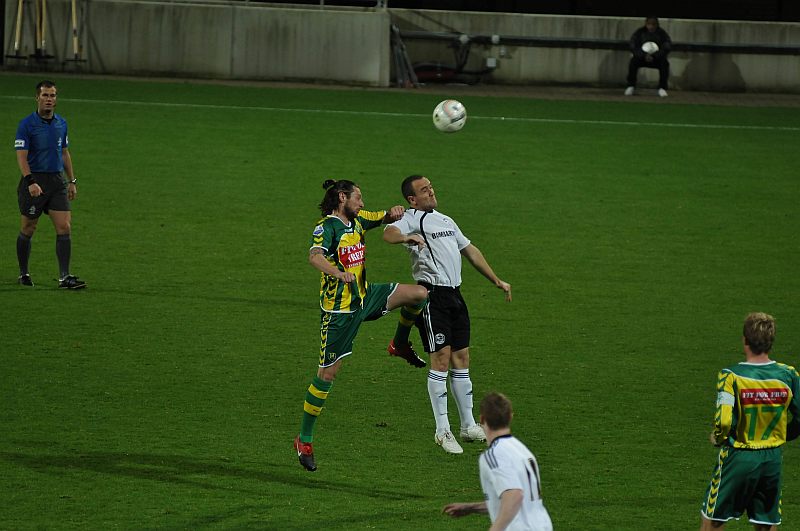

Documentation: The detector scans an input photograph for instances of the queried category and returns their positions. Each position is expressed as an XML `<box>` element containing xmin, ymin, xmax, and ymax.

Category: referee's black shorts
<box><xmin>416</xmin><ymin>282</ymin><xmax>470</xmax><ymax>353</ymax></box>
<box><xmin>18</xmin><ymin>172</ymin><xmax>70</xmax><ymax>218</ymax></box>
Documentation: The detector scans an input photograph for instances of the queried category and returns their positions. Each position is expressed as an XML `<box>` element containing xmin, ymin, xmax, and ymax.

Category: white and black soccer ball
<box><xmin>642</xmin><ymin>41</ymin><xmax>659</xmax><ymax>54</ymax></box>
<box><xmin>432</xmin><ymin>99</ymin><xmax>467</xmax><ymax>133</ymax></box>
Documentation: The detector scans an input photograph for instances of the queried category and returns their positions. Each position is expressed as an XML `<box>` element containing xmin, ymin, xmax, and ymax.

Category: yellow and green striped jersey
<box><xmin>310</xmin><ymin>210</ymin><xmax>385</xmax><ymax>313</ymax></box>
<box><xmin>712</xmin><ymin>360</ymin><xmax>800</xmax><ymax>449</ymax></box>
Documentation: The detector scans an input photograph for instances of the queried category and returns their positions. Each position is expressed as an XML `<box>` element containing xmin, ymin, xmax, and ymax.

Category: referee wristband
<box><xmin>24</xmin><ymin>174</ymin><xmax>35</xmax><ymax>186</ymax></box>
<box><xmin>68</xmin><ymin>178</ymin><xmax>77</xmax><ymax>184</ymax></box>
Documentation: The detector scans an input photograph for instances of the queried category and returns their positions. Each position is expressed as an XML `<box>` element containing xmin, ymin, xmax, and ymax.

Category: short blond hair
<box><xmin>743</xmin><ymin>312</ymin><xmax>775</xmax><ymax>355</ymax></box>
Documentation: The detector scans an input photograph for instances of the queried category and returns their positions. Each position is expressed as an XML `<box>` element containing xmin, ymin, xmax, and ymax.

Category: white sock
<box><xmin>427</xmin><ymin>369</ymin><xmax>450</xmax><ymax>433</ymax></box>
<box><xmin>449</xmin><ymin>368</ymin><xmax>476</xmax><ymax>429</ymax></box>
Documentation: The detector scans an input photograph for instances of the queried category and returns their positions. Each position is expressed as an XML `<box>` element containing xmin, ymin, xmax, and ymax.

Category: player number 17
<box><xmin>744</xmin><ymin>405</ymin><xmax>784</xmax><ymax>440</ymax></box>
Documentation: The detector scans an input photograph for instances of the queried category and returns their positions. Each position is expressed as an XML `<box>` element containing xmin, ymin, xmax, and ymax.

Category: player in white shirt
<box><xmin>443</xmin><ymin>392</ymin><xmax>553</xmax><ymax>531</ymax></box>
<box><xmin>384</xmin><ymin>175</ymin><xmax>512</xmax><ymax>454</ymax></box>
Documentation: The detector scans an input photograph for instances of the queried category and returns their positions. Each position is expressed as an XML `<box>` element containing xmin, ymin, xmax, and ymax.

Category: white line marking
<box><xmin>2</xmin><ymin>94</ymin><xmax>798</xmax><ymax>131</ymax></box>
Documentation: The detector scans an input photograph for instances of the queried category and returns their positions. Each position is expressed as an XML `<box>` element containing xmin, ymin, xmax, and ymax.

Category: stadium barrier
<box><xmin>400</xmin><ymin>31</ymin><xmax>800</xmax><ymax>55</ymax></box>
<box><xmin>2</xmin><ymin>1</ymin><xmax>799</xmax><ymax>92</ymax></box>
<box><xmin>397</xmin><ymin>29</ymin><xmax>800</xmax><ymax>90</ymax></box>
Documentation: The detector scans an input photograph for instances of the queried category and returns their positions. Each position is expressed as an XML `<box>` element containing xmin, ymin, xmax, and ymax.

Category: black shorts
<box><xmin>416</xmin><ymin>283</ymin><xmax>470</xmax><ymax>353</ymax></box>
<box><xmin>18</xmin><ymin>172</ymin><xmax>70</xmax><ymax>219</ymax></box>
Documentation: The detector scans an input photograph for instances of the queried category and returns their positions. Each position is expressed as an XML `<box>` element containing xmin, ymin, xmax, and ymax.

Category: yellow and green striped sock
<box><xmin>299</xmin><ymin>376</ymin><xmax>333</xmax><ymax>443</ymax></box>
<box><xmin>393</xmin><ymin>299</ymin><xmax>426</xmax><ymax>346</ymax></box>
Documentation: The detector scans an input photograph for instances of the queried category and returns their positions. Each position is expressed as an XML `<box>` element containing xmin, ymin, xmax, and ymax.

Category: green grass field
<box><xmin>1</xmin><ymin>73</ymin><xmax>799</xmax><ymax>530</ymax></box>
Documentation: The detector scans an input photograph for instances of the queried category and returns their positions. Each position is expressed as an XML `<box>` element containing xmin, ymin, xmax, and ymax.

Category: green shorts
<box><xmin>701</xmin><ymin>446</ymin><xmax>783</xmax><ymax>526</ymax></box>
<box><xmin>318</xmin><ymin>282</ymin><xmax>397</xmax><ymax>367</ymax></box>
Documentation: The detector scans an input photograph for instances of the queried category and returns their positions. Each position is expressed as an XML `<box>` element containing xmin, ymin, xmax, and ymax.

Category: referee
<box><xmin>14</xmin><ymin>80</ymin><xmax>85</xmax><ymax>289</ymax></box>
<box><xmin>384</xmin><ymin>174</ymin><xmax>511</xmax><ymax>454</ymax></box>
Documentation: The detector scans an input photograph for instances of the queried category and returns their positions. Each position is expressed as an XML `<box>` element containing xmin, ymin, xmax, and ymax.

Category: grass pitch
<box><xmin>1</xmin><ymin>73</ymin><xmax>799</xmax><ymax>529</ymax></box>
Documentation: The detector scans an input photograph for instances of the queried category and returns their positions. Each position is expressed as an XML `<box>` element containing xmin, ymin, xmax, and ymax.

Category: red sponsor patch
<box><xmin>339</xmin><ymin>242</ymin><xmax>365</xmax><ymax>269</ymax></box>
<box><xmin>740</xmin><ymin>388</ymin><xmax>788</xmax><ymax>405</ymax></box>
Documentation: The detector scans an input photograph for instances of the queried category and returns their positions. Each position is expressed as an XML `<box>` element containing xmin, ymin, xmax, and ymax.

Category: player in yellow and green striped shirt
<box><xmin>700</xmin><ymin>312</ymin><xmax>800</xmax><ymax>530</ymax></box>
<box><xmin>311</xmin><ymin>203</ymin><xmax>384</xmax><ymax>313</ymax></box>
<box><xmin>293</xmin><ymin>179</ymin><xmax>429</xmax><ymax>472</ymax></box>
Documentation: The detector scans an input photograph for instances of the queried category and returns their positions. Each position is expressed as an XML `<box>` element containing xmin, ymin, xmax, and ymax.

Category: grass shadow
<box><xmin>0</xmin><ymin>445</ymin><xmax>423</xmax><ymax>502</ymax></box>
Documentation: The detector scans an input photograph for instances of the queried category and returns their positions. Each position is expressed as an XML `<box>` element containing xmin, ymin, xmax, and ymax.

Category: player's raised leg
<box><xmin>387</xmin><ymin>283</ymin><xmax>428</xmax><ymax>368</ymax></box>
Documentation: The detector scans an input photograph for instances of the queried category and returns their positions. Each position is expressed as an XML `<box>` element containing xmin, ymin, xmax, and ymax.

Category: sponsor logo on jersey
<box><xmin>313</xmin><ymin>224</ymin><xmax>324</xmax><ymax>236</ymax></box>
<box><xmin>339</xmin><ymin>242</ymin><xmax>365</xmax><ymax>269</ymax></box>
<box><xmin>740</xmin><ymin>387</ymin><xmax>789</xmax><ymax>405</ymax></box>
<box><xmin>430</xmin><ymin>230</ymin><xmax>456</xmax><ymax>239</ymax></box>
<box><xmin>15</xmin><ymin>140</ymin><xmax>25</xmax><ymax>148</ymax></box>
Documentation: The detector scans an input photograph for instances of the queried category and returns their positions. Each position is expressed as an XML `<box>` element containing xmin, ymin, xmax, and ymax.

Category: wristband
<box><xmin>24</xmin><ymin>174</ymin><xmax>35</xmax><ymax>186</ymax></box>
<box><xmin>69</xmin><ymin>178</ymin><xmax>77</xmax><ymax>184</ymax></box>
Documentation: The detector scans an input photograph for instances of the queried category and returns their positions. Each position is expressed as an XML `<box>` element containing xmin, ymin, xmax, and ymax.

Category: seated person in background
<box><xmin>625</xmin><ymin>16</ymin><xmax>672</xmax><ymax>97</ymax></box>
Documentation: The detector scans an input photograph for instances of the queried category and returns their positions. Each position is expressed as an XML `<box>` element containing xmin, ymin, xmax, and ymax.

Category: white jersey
<box><xmin>387</xmin><ymin>208</ymin><xmax>470</xmax><ymax>288</ymax></box>
<box><xmin>479</xmin><ymin>435</ymin><xmax>553</xmax><ymax>531</ymax></box>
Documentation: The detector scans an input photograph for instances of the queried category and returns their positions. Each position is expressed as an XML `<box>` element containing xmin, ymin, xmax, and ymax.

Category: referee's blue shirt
<box><xmin>15</xmin><ymin>112</ymin><xmax>69</xmax><ymax>173</ymax></box>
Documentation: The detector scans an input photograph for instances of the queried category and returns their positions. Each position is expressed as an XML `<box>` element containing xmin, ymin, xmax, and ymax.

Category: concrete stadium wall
<box><xmin>3</xmin><ymin>2</ymin><xmax>799</xmax><ymax>92</ymax></box>
<box><xmin>2</xmin><ymin>0</ymin><xmax>392</xmax><ymax>85</ymax></box>
<box><xmin>391</xmin><ymin>10</ymin><xmax>800</xmax><ymax>93</ymax></box>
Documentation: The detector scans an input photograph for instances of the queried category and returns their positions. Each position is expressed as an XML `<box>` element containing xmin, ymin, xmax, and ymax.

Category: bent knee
<box><xmin>413</xmin><ymin>285</ymin><xmax>429</xmax><ymax>303</ymax></box>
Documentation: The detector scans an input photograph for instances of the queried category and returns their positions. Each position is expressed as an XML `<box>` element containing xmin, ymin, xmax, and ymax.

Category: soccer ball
<box><xmin>641</xmin><ymin>41</ymin><xmax>659</xmax><ymax>54</ymax></box>
<box><xmin>432</xmin><ymin>99</ymin><xmax>467</xmax><ymax>133</ymax></box>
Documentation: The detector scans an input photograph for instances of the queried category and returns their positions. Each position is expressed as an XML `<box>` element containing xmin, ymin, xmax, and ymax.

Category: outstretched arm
<box><xmin>442</xmin><ymin>501</ymin><xmax>488</xmax><ymax>518</ymax></box>
<box><xmin>383</xmin><ymin>206</ymin><xmax>405</xmax><ymax>224</ymax></box>
<box><xmin>383</xmin><ymin>225</ymin><xmax>426</xmax><ymax>248</ymax></box>
<box><xmin>461</xmin><ymin>244</ymin><xmax>511</xmax><ymax>302</ymax></box>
